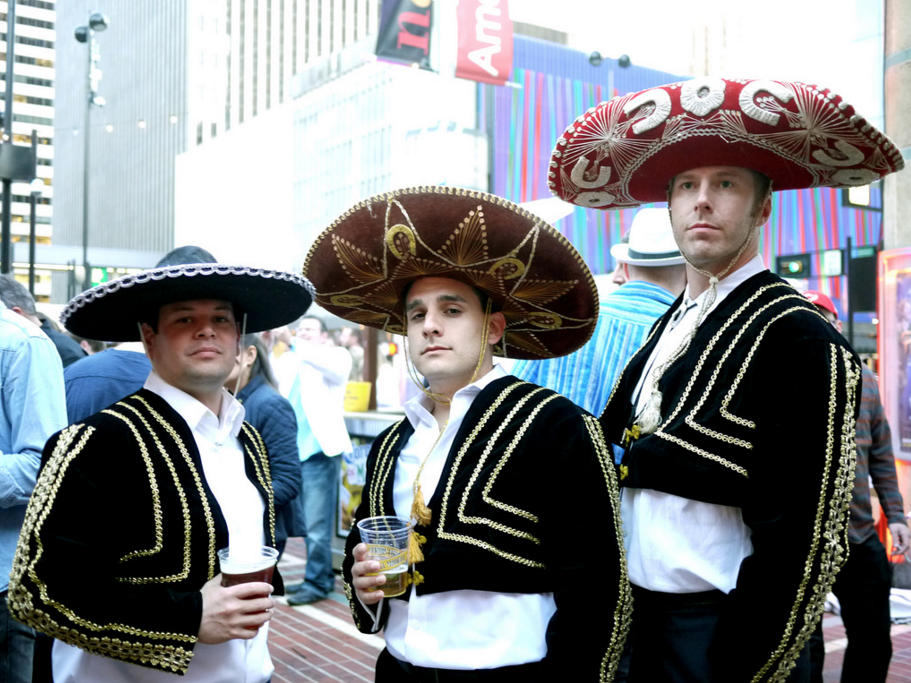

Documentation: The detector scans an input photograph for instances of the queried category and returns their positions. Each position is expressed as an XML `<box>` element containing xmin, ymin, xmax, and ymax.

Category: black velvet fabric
<box><xmin>9</xmin><ymin>389</ymin><xmax>283</xmax><ymax>675</ymax></box>
<box><xmin>601</xmin><ymin>270</ymin><xmax>862</xmax><ymax>683</ymax></box>
<box><xmin>342</xmin><ymin>377</ymin><xmax>630</xmax><ymax>680</ymax></box>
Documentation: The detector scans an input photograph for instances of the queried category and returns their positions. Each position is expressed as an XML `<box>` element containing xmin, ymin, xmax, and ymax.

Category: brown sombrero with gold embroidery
<box><xmin>303</xmin><ymin>186</ymin><xmax>599</xmax><ymax>360</ymax></box>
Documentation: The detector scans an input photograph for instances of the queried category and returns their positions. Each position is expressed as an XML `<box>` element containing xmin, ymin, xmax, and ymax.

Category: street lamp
<box><xmin>27</xmin><ymin>177</ymin><xmax>43</xmax><ymax>296</ymax></box>
<box><xmin>75</xmin><ymin>12</ymin><xmax>109</xmax><ymax>292</ymax></box>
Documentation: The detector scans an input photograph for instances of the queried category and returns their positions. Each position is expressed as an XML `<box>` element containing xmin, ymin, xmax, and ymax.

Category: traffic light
<box><xmin>776</xmin><ymin>254</ymin><xmax>811</xmax><ymax>278</ymax></box>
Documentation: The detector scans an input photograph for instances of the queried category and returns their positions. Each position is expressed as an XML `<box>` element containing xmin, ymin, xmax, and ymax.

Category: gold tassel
<box><xmin>408</xmin><ymin>532</ymin><xmax>427</xmax><ymax>564</ymax></box>
<box><xmin>410</xmin><ymin>484</ymin><xmax>432</xmax><ymax>527</ymax></box>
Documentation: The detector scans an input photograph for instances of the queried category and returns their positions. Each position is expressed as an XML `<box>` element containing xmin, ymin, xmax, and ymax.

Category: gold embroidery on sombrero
<box><xmin>331</xmin><ymin>235</ymin><xmax>384</xmax><ymax>284</ymax></box>
<box><xmin>487</xmin><ymin>258</ymin><xmax>525</xmax><ymax>280</ymax></box>
<box><xmin>439</xmin><ymin>206</ymin><xmax>489</xmax><ymax>266</ymax></box>
<box><xmin>386</xmin><ymin>224</ymin><xmax>418</xmax><ymax>259</ymax></box>
<box><xmin>511</xmin><ymin>280</ymin><xmax>578</xmax><ymax>307</ymax></box>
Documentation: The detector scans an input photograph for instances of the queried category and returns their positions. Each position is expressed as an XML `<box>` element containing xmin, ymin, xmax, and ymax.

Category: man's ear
<box><xmin>755</xmin><ymin>195</ymin><xmax>773</xmax><ymax>227</ymax></box>
<box><xmin>487</xmin><ymin>312</ymin><xmax>506</xmax><ymax>346</ymax></box>
<box><xmin>140</xmin><ymin>323</ymin><xmax>156</xmax><ymax>359</ymax></box>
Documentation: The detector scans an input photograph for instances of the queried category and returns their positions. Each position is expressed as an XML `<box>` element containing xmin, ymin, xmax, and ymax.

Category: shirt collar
<box><xmin>143</xmin><ymin>370</ymin><xmax>246</xmax><ymax>436</ymax></box>
<box><xmin>403</xmin><ymin>364</ymin><xmax>508</xmax><ymax>429</ymax></box>
<box><xmin>684</xmin><ymin>254</ymin><xmax>766</xmax><ymax>309</ymax></box>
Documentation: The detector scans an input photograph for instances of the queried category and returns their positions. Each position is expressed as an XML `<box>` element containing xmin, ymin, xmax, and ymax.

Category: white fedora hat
<box><xmin>610</xmin><ymin>208</ymin><xmax>685</xmax><ymax>267</ymax></box>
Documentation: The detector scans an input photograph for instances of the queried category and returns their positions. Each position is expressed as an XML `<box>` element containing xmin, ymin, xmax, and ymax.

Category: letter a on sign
<box><xmin>456</xmin><ymin>0</ymin><xmax>513</xmax><ymax>85</ymax></box>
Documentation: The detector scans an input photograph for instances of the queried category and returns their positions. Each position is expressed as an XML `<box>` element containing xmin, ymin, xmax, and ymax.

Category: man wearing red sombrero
<box><xmin>550</xmin><ymin>78</ymin><xmax>904</xmax><ymax>682</ymax></box>
<box><xmin>9</xmin><ymin>263</ymin><xmax>314</xmax><ymax>681</ymax></box>
<box><xmin>304</xmin><ymin>186</ymin><xmax>630</xmax><ymax>681</ymax></box>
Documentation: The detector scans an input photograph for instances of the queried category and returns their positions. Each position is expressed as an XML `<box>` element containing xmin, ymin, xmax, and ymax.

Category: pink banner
<box><xmin>456</xmin><ymin>0</ymin><xmax>513</xmax><ymax>86</ymax></box>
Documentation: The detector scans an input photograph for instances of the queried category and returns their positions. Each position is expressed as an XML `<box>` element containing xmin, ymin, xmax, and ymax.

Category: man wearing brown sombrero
<box><xmin>550</xmin><ymin>78</ymin><xmax>904</xmax><ymax>682</ymax></box>
<box><xmin>8</xmin><ymin>263</ymin><xmax>314</xmax><ymax>681</ymax></box>
<box><xmin>304</xmin><ymin>186</ymin><xmax>630</xmax><ymax>682</ymax></box>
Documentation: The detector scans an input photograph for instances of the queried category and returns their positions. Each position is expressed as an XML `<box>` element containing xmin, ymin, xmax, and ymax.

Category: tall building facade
<box><xmin>0</xmin><ymin>0</ymin><xmax>55</xmax><ymax>299</ymax></box>
<box><xmin>51</xmin><ymin>0</ymin><xmax>378</xmax><ymax>302</ymax></box>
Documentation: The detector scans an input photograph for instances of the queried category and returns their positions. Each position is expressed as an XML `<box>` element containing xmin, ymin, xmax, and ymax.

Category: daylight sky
<box><xmin>512</xmin><ymin>0</ymin><xmax>884</xmax><ymax>123</ymax></box>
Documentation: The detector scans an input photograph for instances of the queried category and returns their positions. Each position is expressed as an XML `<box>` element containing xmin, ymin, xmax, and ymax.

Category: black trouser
<box><xmin>628</xmin><ymin>585</ymin><xmax>809</xmax><ymax>683</ymax></box>
<box><xmin>376</xmin><ymin>648</ymin><xmax>544</xmax><ymax>683</ymax></box>
<box><xmin>809</xmin><ymin>534</ymin><xmax>893</xmax><ymax>683</ymax></box>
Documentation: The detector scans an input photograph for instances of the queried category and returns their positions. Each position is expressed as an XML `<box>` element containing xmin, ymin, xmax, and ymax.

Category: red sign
<box><xmin>376</xmin><ymin>0</ymin><xmax>434</xmax><ymax>69</ymax></box>
<box><xmin>455</xmin><ymin>0</ymin><xmax>513</xmax><ymax>86</ymax></box>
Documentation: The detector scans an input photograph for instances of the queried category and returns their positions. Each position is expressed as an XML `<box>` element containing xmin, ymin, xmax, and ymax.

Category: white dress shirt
<box><xmin>376</xmin><ymin>364</ymin><xmax>557</xmax><ymax>669</ymax></box>
<box><xmin>54</xmin><ymin>372</ymin><xmax>273</xmax><ymax>683</ymax></box>
<box><xmin>622</xmin><ymin>256</ymin><xmax>766</xmax><ymax>594</ymax></box>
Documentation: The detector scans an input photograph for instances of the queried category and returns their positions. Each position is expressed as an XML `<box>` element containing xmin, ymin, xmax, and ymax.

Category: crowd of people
<box><xmin>0</xmin><ymin>76</ymin><xmax>908</xmax><ymax>683</ymax></box>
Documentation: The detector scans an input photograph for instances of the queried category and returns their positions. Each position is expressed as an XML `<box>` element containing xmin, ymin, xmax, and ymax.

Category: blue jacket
<box><xmin>511</xmin><ymin>281</ymin><xmax>677</xmax><ymax>415</ymax></box>
<box><xmin>0</xmin><ymin>304</ymin><xmax>67</xmax><ymax>591</ymax></box>
<box><xmin>237</xmin><ymin>375</ymin><xmax>304</xmax><ymax>543</ymax></box>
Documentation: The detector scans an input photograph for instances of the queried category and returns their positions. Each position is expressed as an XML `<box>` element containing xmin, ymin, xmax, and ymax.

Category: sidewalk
<box><xmin>270</xmin><ymin>539</ymin><xmax>911</xmax><ymax>682</ymax></box>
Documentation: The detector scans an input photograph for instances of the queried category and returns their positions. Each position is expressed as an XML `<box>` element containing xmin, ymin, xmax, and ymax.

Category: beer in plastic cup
<box><xmin>357</xmin><ymin>516</ymin><xmax>413</xmax><ymax>597</ymax></box>
<box><xmin>217</xmin><ymin>546</ymin><xmax>279</xmax><ymax>588</ymax></box>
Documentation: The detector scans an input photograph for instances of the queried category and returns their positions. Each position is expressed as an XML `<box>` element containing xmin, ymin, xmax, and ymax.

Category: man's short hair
<box><xmin>0</xmin><ymin>275</ymin><xmax>37</xmax><ymax>315</ymax></box>
<box><xmin>300</xmin><ymin>315</ymin><xmax>328</xmax><ymax>334</ymax></box>
<box><xmin>666</xmin><ymin>168</ymin><xmax>772</xmax><ymax>214</ymax></box>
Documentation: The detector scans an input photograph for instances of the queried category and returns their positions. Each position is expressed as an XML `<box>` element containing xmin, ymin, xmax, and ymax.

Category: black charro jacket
<box><xmin>601</xmin><ymin>270</ymin><xmax>861</xmax><ymax>683</ymax></box>
<box><xmin>343</xmin><ymin>376</ymin><xmax>631</xmax><ymax>682</ymax></box>
<box><xmin>9</xmin><ymin>389</ymin><xmax>282</xmax><ymax>675</ymax></box>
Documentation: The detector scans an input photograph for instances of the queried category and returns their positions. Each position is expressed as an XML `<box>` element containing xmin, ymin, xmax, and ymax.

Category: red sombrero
<box><xmin>549</xmin><ymin>77</ymin><xmax>904</xmax><ymax>210</ymax></box>
<box><xmin>303</xmin><ymin>186</ymin><xmax>599</xmax><ymax>360</ymax></box>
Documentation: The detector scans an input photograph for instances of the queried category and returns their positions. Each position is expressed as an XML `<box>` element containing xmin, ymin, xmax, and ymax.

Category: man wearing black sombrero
<box><xmin>304</xmin><ymin>186</ymin><xmax>630</xmax><ymax>682</ymax></box>
<box><xmin>550</xmin><ymin>78</ymin><xmax>904</xmax><ymax>682</ymax></box>
<box><xmin>8</xmin><ymin>262</ymin><xmax>313</xmax><ymax>681</ymax></box>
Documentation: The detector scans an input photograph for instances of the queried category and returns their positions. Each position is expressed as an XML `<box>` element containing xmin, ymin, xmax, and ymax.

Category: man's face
<box><xmin>669</xmin><ymin>166</ymin><xmax>771</xmax><ymax>275</ymax></box>
<box><xmin>405</xmin><ymin>277</ymin><xmax>503</xmax><ymax>390</ymax></box>
<box><xmin>297</xmin><ymin>318</ymin><xmax>327</xmax><ymax>345</ymax></box>
<box><xmin>142</xmin><ymin>299</ymin><xmax>239</xmax><ymax>400</ymax></box>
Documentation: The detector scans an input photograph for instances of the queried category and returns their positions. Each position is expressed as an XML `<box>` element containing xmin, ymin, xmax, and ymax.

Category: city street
<box><xmin>272</xmin><ymin>538</ymin><xmax>911</xmax><ymax>682</ymax></box>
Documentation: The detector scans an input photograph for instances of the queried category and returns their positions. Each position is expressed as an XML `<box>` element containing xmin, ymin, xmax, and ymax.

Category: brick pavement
<box><xmin>270</xmin><ymin>539</ymin><xmax>911</xmax><ymax>682</ymax></box>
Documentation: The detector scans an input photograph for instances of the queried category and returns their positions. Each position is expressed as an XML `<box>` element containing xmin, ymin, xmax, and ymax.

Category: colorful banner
<box><xmin>376</xmin><ymin>0</ymin><xmax>433</xmax><ymax>69</ymax></box>
<box><xmin>456</xmin><ymin>0</ymin><xmax>513</xmax><ymax>86</ymax></box>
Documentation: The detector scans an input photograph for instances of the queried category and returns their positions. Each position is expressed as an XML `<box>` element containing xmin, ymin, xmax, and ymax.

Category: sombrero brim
<box><xmin>609</xmin><ymin>243</ymin><xmax>685</xmax><ymax>266</ymax></box>
<box><xmin>62</xmin><ymin>264</ymin><xmax>315</xmax><ymax>341</ymax></box>
<box><xmin>549</xmin><ymin>78</ymin><xmax>904</xmax><ymax>210</ymax></box>
<box><xmin>303</xmin><ymin>186</ymin><xmax>599</xmax><ymax>360</ymax></box>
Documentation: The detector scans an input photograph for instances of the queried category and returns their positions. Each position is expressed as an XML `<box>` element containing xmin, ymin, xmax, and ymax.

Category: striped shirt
<box><xmin>851</xmin><ymin>365</ymin><xmax>905</xmax><ymax>544</ymax></box>
<box><xmin>511</xmin><ymin>281</ymin><xmax>677</xmax><ymax>416</ymax></box>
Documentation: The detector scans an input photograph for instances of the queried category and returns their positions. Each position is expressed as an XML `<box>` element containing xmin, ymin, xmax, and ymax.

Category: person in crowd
<box><xmin>511</xmin><ymin>208</ymin><xmax>685</xmax><ymax>415</ymax></box>
<box><xmin>225</xmin><ymin>332</ymin><xmax>304</xmax><ymax>558</ymax></box>
<box><xmin>804</xmin><ymin>290</ymin><xmax>910</xmax><ymax>683</ymax></box>
<box><xmin>9</xmin><ymin>259</ymin><xmax>313</xmax><ymax>681</ymax></box>
<box><xmin>338</xmin><ymin>326</ymin><xmax>365</xmax><ymax>381</ymax></box>
<box><xmin>305</xmin><ymin>186</ymin><xmax>630</xmax><ymax>681</ymax></box>
<box><xmin>282</xmin><ymin>316</ymin><xmax>353</xmax><ymax>606</ymax></box>
<box><xmin>551</xmin><ymin>77</ymin><xmax>904</xmax><ymax>681</ymax></box>
<box><xmin>65</xmin><ymin>333</ymin><xmax>106</xmax><ymax>355</ymax></box>
<box><xmin>0</xmin><ymin>295</ymin><xmax>66</xmax><ymax>683</ymax></box>
<box><xmin>0</xmin><ymin>276</ymin><xmax>86</xmax><ymax>367</ymax></box>
<box><xmin>62</xmin><ymin>246</ymin><xmax>217</xmax><ymax>424</ymax></box>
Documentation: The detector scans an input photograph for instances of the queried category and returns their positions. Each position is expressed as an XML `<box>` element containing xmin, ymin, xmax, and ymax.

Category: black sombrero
<box><xmin>61</xmin><ymin>263</ymin><xmax>315</xmax><ymax>342</ymax></box>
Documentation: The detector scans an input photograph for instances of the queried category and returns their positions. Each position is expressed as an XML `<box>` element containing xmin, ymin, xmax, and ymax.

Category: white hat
<box><xmin>609</xmin><ymin>208</ymin><xmax>685</xmax><ymax>267</ymax></box>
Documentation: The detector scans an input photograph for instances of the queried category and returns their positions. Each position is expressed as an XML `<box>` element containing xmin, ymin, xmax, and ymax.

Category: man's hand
<box><xmin>890</xmin><ymin>522</ymin><xmax>911</xmax><ymax>557</ymax></box>
<box><xmin>198</xmin><ymin>575</ymin><xmax>274</xmax><ymax>644</ymax></box>
<box><xmin>351</xmin><ymin>543</ymin><xmax>386</xmax><ymax>605</ymax></box>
